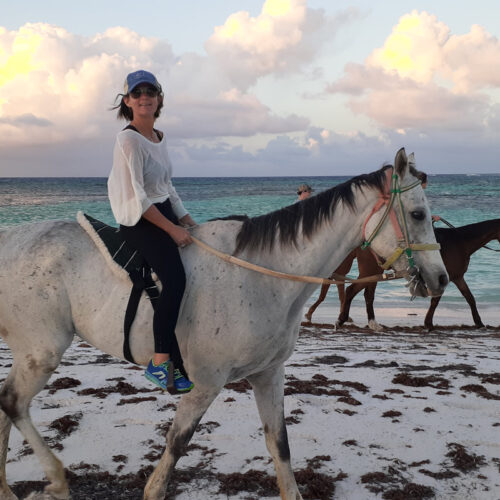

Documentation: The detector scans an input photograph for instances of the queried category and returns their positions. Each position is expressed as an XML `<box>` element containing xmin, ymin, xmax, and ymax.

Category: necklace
<box><xmin>128</xmin><ymin>123</ymin><xmax>158</xmax><ymax>142</ymax></box>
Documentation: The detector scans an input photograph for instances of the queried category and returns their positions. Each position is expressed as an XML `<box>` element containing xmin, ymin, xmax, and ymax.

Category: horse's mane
<box><xmin>234</xmin><ymin>165</ymin><xmax>394</xmax><ymax>255</ymax></box>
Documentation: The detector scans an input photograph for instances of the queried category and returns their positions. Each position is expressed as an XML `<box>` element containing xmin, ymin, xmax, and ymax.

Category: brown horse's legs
<box><xmin>364</xmin><ymin>284</ymin><xmax>381</xmax><ymax>331</ymax></box>
<box><xmin>454</xmin><ymin>277</ymin><xmax>485</xmax><ymax>327</ymax></box>
<box><xmin>306</xmin><ymin>250</ymin><xmax>357</xmax><ymax>323</ymax></box>
<box><xmin>424</xmin><ymin>295</ymin><xmax>442</xmax><ymax>330</ymax></box>
<box><xmin>304</xmin><ymin>283</ymin><xmax>331</xmax><ymax>321</ymax></box>
<box><xmin>337</xmin><ymin>283</ymin><xmax>345</xmax><ymax>307</ymax></box>
<box><xmin>337</xmin><ymin>282</ymin><xmax>366</xmax><ymax>327</ymax></box>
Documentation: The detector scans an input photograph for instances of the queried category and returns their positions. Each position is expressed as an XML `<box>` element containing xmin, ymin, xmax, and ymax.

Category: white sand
<box><xmin>1</xmin><ymin>304</ymin><xmax>499</xmax><ymax>499</ymax></box>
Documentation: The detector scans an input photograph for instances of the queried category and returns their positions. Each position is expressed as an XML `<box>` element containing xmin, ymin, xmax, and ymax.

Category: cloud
<box><xmin>205</xmin><ymin>0</ymin><xmax>357</xmax><ymax>89</ymax></box>
<box><xmin>0</xmin><ymin>23</ymin><xmax>167</xmax><ymax>146</ymax></box>
<box><xmin>0</xmin><ymin>113</ymin><xmax>52</xmax><ymax>127</ymax></box>
<box><xmin>327</xmin><ymin>10</ymin><xmax>500</xmax><ymax>134</ymax></box>
<box><xmin>443</xmin><ymin>24</ymin><xmax>500</xmax><ymax>93</ymax></box>
<box><xmin>0</xmin><ymin>15</ymin><xmax>317</xmax><ymax>151</ymax></box>
<box><xmin>165</xmin><ymin>88</ymin><xmax>308</xmax><ymax>138</ymax></box>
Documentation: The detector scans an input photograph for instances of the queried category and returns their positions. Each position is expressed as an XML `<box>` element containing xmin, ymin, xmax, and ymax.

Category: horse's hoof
<box><xmin>25</xmin><ymin>492</ymin><xmax>62</xmax><ymax>500</ymax></box>
<box><xmin>368</xmin><ymin>320</ymin><xmax>382</xmax><ymax>332</ymax></box>
<box><xmin>43</xmin><ymin>483</ymin><xmax>70</xmax><ymax>500</ymax></box>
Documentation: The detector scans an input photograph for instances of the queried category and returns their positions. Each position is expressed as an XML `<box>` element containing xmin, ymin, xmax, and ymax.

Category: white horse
<box><xmin>0</xmin><ymin>149</ymin><xmax>448</xmax><ymax>500</ymax></box>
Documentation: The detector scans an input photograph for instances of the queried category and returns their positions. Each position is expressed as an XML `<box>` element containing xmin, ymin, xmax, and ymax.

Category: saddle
<box><xmin>77</xmin><ymin>212</ymin><xmax>159</xmax><ymax>364</ymax></box>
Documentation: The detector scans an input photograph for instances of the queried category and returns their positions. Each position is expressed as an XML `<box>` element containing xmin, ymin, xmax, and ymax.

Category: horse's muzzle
<box><xmin>427</xmin><ymin>272</ymin><xmax>449</xmax><ymax>297</ymax></box>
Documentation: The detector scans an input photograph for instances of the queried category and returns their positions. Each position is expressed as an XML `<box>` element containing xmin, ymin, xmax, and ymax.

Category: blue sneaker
<box><xmin>173</xmin><ymin>368</ymin><xmax>194</xmax><ymax>393</ymax></box>
<box><xmin>144</xmin><ymin>360</ymin><xmax>194</xmax><ymax>394</ymax></box>
<box><xmin>145</xmin><ymin>359</ymin><xmax>173</xmax><ymax>391</ymax></box>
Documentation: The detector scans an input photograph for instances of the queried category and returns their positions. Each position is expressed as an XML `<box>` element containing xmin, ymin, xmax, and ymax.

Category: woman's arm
<box><xmin>142</xmin><ymin>205</ymin><xmax>193</xmax><ymax>247</ymax></box>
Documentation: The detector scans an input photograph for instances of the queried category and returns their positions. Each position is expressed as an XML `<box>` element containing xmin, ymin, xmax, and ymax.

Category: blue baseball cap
<box><xmin>124</xmin><ymin>70</ymin><xmax>162</xmax><ymax>94</ymax></box>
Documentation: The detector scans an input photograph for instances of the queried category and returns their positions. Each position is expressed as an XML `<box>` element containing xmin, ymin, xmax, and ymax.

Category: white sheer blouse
<box><xmin>107</xmin><ymin>129</ymin><xmax>188</xmax><ymax>226</ymax></box>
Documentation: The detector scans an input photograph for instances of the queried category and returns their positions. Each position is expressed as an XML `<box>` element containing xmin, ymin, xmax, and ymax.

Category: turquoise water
<box><xmin>1</xmin><ymin>175</ymin><xmax>499</xmax><ymax>310</ymax></box>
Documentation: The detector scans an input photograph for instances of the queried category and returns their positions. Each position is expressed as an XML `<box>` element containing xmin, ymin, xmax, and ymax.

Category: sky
<box><xmin>1</xmin><ymin>0</ymin><xmax>500</xmax><ymax>177</ymax></box>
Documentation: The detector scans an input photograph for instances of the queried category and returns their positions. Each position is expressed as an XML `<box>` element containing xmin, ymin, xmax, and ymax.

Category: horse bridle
<box><xmin>361</xmin><ymin>168</ymin><xmax>441</xmax><ymax>277</ymax></box>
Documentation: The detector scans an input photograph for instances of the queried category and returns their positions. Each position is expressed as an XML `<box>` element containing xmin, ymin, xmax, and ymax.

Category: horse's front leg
<box><xmin>247</xmin><ymin>364</ymin><xmax>303</xmax><ymax>500</ymax></box>
<box><xmin>143</xmin><ymin>384</ymin><xmax>221</xmax><ymax>500</ymax></box>
<box><xmin>337</xmin><ymin>282</ymin><xmax>364</xmax><ymax>328</ymax></box>
<box><xmin>364</xmin><ymin>284</ymin><xmax>381</xmax><ymax>331</ymax></box>
<box><xmin>424</xmin><ymin>295</ymin><xmax>441</xmax><ymax>331</ymax></box>
<box><xmin>454</xmin><ymin>277</ymin><xmax>485</xmax><ymax>328</ymax></box>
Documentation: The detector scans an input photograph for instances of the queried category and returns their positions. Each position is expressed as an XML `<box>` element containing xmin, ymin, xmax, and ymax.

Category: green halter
<box><xmin>362</xmin><ymin>168</ymin><xmax>441</xmax><ymax>271</ymax></box>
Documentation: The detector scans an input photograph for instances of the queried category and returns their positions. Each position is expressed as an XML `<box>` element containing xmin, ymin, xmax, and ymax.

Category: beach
<box><xmin>2</xmin><ymin>304</ymin><xmax>499</xmax><ymax>500</ymax></box>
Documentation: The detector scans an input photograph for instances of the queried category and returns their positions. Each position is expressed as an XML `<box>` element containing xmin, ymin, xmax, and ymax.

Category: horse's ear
<box><xmin>408</xmin><ymin>152</ymin><xmax>415</xmax><ymax>168</ymax></box>
<box><xmin>394</xmin><ymin>147</ymin><xmax>408</xmax><ymax>178</ymax></box>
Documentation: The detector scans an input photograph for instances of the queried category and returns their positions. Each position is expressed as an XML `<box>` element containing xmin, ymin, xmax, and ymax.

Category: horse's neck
<box><xmin>461</xmin><ymin>219</ymin><xmax>500</xmax><ymax>256</ymax></box>
<box><xmin>248</xmin><ymin>195</ymin><xmax>376</xmax><ymax>280</ymax></box>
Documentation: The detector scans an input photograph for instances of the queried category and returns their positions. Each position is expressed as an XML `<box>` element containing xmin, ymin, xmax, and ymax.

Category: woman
<box><xmin>108</xmin><ymin>70</ymin><xmax>194</xmax><ymax>393</ymax></box>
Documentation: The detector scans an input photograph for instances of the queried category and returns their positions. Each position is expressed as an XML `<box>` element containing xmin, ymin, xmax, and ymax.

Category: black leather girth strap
<box><xmin>123</xmin><ymin>267</ymin><xmax>159</xmax><ymax>364</ymax></box>
<box><xmin>123</xmin><ymin>266</ymin><xmax>187</xmax><ymax>377</ymax></box>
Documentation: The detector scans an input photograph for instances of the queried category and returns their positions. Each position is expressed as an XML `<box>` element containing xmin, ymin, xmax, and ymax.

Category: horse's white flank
<box><xmin>0</xmin><ymin>149</ymin><xmax>448</xmax><ymax>500</ymax></box>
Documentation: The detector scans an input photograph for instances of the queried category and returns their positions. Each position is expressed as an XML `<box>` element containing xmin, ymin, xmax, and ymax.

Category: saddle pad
<box><xmin>77</xmin><ymin>211</ymin><xmax>146</xmax><ymax>281</ymax></box>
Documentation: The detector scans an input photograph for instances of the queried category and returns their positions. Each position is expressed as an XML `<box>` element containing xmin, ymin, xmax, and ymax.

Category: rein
<box><xmin>190</xmin><ymin>235</ymin><xmax>407</xmax><ymax>285</ymax></box>
<box><xmin>361</xmin><ymin>168</ymin><xmax>441</xmax><ymax>269</ymax></box>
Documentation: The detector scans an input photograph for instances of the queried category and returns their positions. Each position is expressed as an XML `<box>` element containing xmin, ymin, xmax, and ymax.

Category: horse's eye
<box><xmin>411</xmin><ymin>210</ymin><xmax>425</xmax><ymax>221</ymax></box>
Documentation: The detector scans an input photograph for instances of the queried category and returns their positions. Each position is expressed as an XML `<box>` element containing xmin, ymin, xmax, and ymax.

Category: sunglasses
<box><xmin>130</xmin><ymin>87</ymin><xmax>159</xmax><ymax>98</ymax></box>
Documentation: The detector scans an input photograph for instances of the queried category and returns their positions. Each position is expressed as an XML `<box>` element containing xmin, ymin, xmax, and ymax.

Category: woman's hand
<box><xmin>142</xmin><ymin>205</ymin><xmax>193</xmax><ymax>248</ymax></box>
<box><xmin>168</xmin><ymin>224</ymin><xmax>193</xmax><ymax>248</ymax></box>
<box><xmin>179</xmin><ymin>214</ymin><xmax>197</xmax><ymax>228</ymax></box>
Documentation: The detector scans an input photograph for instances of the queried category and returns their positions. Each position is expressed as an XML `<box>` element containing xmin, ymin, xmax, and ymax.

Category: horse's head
<box><xmin>363</xmin><ymin>148</ymin><xmax>448</xmax><ymax>298</ymax></box>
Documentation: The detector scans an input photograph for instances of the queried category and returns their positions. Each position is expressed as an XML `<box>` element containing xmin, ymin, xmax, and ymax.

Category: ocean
<box><xmin>0</xmin><ymin>175</ymin><xmax>499</xmax><ymax>312</ymax></box>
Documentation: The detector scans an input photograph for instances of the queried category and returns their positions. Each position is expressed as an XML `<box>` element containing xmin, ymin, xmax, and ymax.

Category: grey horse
<box><xmin>0</xmin><ymin>149</ymin><xmax>448</xmax><ymax>499</ymax></box>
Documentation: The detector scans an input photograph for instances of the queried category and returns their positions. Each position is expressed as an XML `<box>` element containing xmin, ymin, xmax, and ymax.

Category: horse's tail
<box><xmin>0</xmin><ymin>230</ymin><xmax>7</xmax><ymax>342</ymax></box>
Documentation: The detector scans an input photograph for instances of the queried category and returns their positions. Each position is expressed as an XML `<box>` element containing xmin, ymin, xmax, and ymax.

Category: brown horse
<box><xmin>305</xmin><ymin>218</ymin><xmax>500</xmax><ymax>330</ymax></box>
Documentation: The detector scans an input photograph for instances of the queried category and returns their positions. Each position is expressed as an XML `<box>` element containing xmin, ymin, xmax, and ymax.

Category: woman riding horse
<box><xmin>108</xmin><ymin>70</ymin><xmax>195</xmax><ymax>393</ymax></box>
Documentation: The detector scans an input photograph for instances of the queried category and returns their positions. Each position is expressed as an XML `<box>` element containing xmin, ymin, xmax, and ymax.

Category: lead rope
<box><xmin>190</xmin><ymin>235</ymin><xmax>408</xmax><ymax>286</ymax></box>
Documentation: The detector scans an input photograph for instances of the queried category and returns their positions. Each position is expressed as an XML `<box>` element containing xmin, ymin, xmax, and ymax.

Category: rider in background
<box><xmin>297</xmin><ymin>183</ymin><xmax>313</xmax><ymax>201</ymax></box>
<box><xmin>108</xmin><ymin>70</ymin><xmax>195</xmax><ymax>394</ymax></box>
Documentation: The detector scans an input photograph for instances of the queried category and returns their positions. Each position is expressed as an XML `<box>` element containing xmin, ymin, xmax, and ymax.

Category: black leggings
<box><xmin>120</xmin><ymin>199</ymin><xmax>186</xmax><ymax>355</ymax></box>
